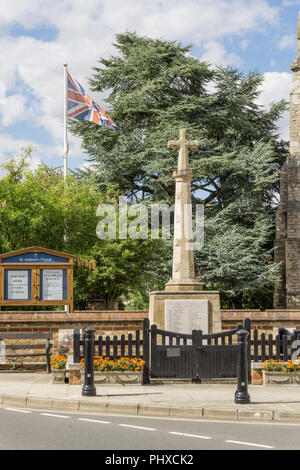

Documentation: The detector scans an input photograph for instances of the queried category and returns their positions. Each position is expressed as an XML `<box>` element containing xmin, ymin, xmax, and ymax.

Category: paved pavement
<box><xmin>1</xmin><ymin>373</ymin><xmax>300</xmax><ymax>423</ymax></box>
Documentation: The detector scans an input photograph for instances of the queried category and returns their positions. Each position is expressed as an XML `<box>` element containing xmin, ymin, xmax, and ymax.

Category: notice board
<box><xmin>0</xmin><ymin>246</ymin><xmax>75</xmax><ymax>311</ymax></box>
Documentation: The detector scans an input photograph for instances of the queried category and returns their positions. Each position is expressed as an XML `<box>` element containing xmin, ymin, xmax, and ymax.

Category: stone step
<box><xmin>150</xmin><ymin>378</ymin><xmax>237</xmax><ymax>385</ymax></box>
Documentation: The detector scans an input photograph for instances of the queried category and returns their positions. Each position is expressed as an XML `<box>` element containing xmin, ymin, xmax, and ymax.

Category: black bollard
<box><xmin>82</xmin><ymin>327</ymin><xmax>96</xmax><ymax>397</ymax></box>
<box><xmin>235</xmin><ymin>329</ymin><xmax>250</xmax><ymax>405</ymax></box>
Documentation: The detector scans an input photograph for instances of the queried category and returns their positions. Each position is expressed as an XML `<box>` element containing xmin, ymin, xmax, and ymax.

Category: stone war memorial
<box><xmin>4</xmin><ymin>1</ymin><xmax>300</xmax><ymax>453</ymax></box>
<box><xmin>4</xmin><ymin>9</ymin><xmax>300</xmax><ymax>407</ymax></box>
<box><xmin>149</xmin><ymin>129</ymin><xmax>222</xmax><ymax>334</ymax></box>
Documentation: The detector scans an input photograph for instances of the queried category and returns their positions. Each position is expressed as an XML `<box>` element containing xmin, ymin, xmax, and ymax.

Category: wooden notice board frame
<box><xmin>0</xmin><ymin>246</ymin><xmax>75</xmax><ymax>312</ymax></box>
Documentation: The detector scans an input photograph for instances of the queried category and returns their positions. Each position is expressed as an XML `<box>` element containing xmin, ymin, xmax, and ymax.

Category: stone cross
<box><xmin>166</xmin><ymin>128</ymin><xmax>201</xmax><ymax>291</ymax></box>
<box><xmin>168</xmin><ymin>128</ymin><xmax>199</xmax><ymax>171</ymax></box>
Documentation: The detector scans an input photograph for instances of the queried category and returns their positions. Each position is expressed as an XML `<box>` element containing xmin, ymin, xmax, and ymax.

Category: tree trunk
<box><xmin>103</xmin><ymin>294</ymin><xmax>118</xmax><ymax>310</ymax></box>
<box><xmin>231</xmin><ymin>292</ymin><xmax>243</xmax><ymax>309</ymax></box>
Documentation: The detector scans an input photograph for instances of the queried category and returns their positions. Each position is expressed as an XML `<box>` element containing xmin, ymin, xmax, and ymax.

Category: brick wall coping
<box><xmin>0</xmin><ymin>310</ymin><xmax>149</xmax><ymax>323</ymax></box>
<box><xmin>221</xmin><ymin>309</ymin><xmax>300</xmax><ymax>312</ymax></box>
<box><xmin>3</xmin><ymin>309</ymin><xmax>300</xmax><ymax>324</ymax></box>
<box><xmin>221</xmin><ymin>310</ymin><xmax>300</xmax><ymax>321</ymax></box>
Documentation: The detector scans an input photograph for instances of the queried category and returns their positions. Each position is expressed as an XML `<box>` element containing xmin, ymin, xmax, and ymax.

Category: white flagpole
<box><xmin>63</xmin><ymin>63</ymin><xmax>69</xmax><ymax>181</ymax></box>
<box><xmin>63</xmin><ymin>64</ymin><xmax>70</xmax><ymax>314</ymax></box>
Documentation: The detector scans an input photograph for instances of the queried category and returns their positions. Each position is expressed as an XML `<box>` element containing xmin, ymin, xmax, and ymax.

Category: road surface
<box><xmin>0</xmin><ymin>406</ymin><xmax>299</xmax><ymax>451</ymax></box>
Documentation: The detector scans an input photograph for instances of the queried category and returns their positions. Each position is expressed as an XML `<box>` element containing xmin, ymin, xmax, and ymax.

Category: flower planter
<box><xmin>51</xmin><ymin>369</ymin><xmax>66</xmax><ymax>384</ymax></box>
<box><xmin>80</xmin><ymin>369</ymin><xmax>143</xmax><ymax>385</ymax></box>
<box><xmin>263</xmin><ymin>370</ymin><xmax>300</xmax><ymax>385</ymax></box>
<box><xmin>51</xmin><ymin>355</ymin><xmax>67</xmax><ymax>383</ymax></box>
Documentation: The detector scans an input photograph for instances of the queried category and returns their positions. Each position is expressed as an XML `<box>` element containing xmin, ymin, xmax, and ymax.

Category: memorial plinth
<box><xmin>149</xmin><ymin>129</ymin><xmax>221</xmax><ymax>333</ymax></box>
<box><xmin>149</xmin><ymin>290</ymin><xmax>221</xmax><ymax>332</ymax></box>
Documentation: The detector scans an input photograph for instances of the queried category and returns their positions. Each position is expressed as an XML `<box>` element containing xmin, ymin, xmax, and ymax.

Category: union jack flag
<box><xmin>67</xmin><ymin>70</ymin><xmax>118</xmax><ymax>130</ymax></box>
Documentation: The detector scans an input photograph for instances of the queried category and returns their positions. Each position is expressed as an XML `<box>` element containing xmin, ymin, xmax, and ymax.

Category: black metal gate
<box><xmin>194</xmin><ymin>345</ymin><xmax>239</xmax><ymax>380</ymax></box>
<box><xmin>150</xmin><ymin>320</ymin><xmax>249</xmax><ymax>382</ymax></box>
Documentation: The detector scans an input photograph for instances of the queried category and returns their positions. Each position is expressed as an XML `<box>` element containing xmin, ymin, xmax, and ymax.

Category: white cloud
<box><xmin>0</xmin><ymin>0</ymin><xmax>279</xmax><ymax>41</ymax></box>
<box><xmin>78</xmin><ymin>161</ymin><xmax>94</xmax><ymax>172</ymax></box>
<box><xmin>0</xmin><ymin>134</ymin><xmax>43</xmax><ymax>177</ymax></box>
<box><xmin>278</xmin><ymin>34</ymin><xmax>296</xmax><ymax>50</ymax></box>
<box><xmin>257</xmin><ymin>72</ymin><xmax>291</xmax><ymax>108</ymax></box>
<box><xmin>0</xmin><ymin>154</ymin><xmax>42</xmax><ymax>178</ymax></box>
<box><xmin>282</xmin><ymin>0</ymin><xmax>300</xmax><ymax>6</ymax></box>
<box><xmin>201</xmin><ymin>41</ymin><xmax>242</xmax><ymax>66</ymax></box>
<box><xmin>0</xmin><ymin>133</ymin><xmax>35</xmax><ymax>156</ymax></box>
<box><xmin>0</xmin><ymin>0</ymin><xmax>281</xmax><ymax>161</ymax></box>
<box><xmin>257</xmin><ymin>72</ymin><xmax>291</xmax><ymax>140</ymax></box>
<box><xmin>0</xmin><ymin>133</ymin><xmax>85</xmax><ymax>176</ymax></box>
<box><xmin>240</xmin><ymin>39</ymin><xmax>249</xmax><ymax>51</ymax></box>
<box><xmin>0</xmin><ymin>94</ymin><xmax>33</xmax><ymax>126</ymax></box>
<box><xmin>51</xmin><ymin>133</ymin><xmax>86</xmax><ymax>162</ymax></box>
<box><xmin>0</xmin><ymin>133</ymin><xmax>53</xmax><ymax>161</ymax></box>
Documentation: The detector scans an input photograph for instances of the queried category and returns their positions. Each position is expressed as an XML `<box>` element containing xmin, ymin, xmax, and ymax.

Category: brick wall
<box><xmin>221</xmin><ymin>309</ymin><xmax>300</xmax><ymax>334</ymax></box>
<box><xmin>2</xmin><ymin>308</ymin><xmax>300</xmax><ymax>364</ymax></box>
<box><xmin>2</xmin><ymin>309</ymin><xmax>300</xmax><ymax>338</ymax></box>
<box><xmin>0</xmin><ymin>311</ymin><xmax>148</xmax><ymax>364</ymax></box>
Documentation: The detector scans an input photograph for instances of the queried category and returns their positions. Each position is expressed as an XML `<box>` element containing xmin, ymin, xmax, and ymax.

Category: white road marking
<box><xmin>78</xmin><ymin>418</ymin><xmax>111</xmax><ymax>424</ymax></box>
<box><xmin>40</xmin><ymin>413</ymin><xmax>70</xmax><ymax>419</ymax></box>
<box><xmin>119</xmin><ymin>424</ymin><xmax>157</xmax><ymax>431</ymax></box>
<box><xmin>4</xmin><ymin>408</ymin><xmax>32</xmax><ymax>414</ymax></box>
<box><xmin>0</xmin><ymin>407</ymin><xmax>278</xmax><ymax>450</ymax></box>
<box><xmin>225</xmin><ymin>440</ymin><xmax>274</xmax><ymax>449</ymax></box>
<box><xmin>169</xmin><ymin>432</ymin><xmax>212</xmax><ymax>440</ymax></box>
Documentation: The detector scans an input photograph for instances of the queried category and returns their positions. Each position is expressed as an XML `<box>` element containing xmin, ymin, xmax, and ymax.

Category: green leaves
<box><xmin>0</xmin><ymin>152</ymin><xmax>99</xmax><ymax>255</ymax></box>
<box><xmin>70</xmin><ymin>32</ymin><xmax>288</xmax><ymax>308</ymax></box>
<box><xmin>0</xmin><ymin>149</ymin><xmax>170</xmax><ymax>309</ymax></box>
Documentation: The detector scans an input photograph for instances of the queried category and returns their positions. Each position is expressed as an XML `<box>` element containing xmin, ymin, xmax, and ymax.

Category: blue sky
<box><xmin>0</xmin><ymin>0</ymin><xmax>299</xmax><ymax>173</ymax></box>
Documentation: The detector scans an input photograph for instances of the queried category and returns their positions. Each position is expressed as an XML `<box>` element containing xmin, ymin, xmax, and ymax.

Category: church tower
<box><xmin>274</xmin><ymin>13</ymin><xmax>300</xmax><ymax>307</ymax></box>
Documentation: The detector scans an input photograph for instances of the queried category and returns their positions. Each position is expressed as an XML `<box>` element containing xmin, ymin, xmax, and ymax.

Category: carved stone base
<box><xmin>165</xmin><ymin>278</ymin><xmax>203</xmax><ymax>292</ymax></box>
<box><xmin>149</xmin><ymin>289</ymin><xmax>221</xmax><ymax>332</ymax></box>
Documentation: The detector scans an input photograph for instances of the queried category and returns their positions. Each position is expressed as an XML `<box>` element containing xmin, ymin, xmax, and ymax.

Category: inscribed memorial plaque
<box><xmin>165</xmin><ymin>300</ymin><xmax>209</xmax><ymax>334</ymax></box>
<box><xmin>167</xmin><ymin>348</ymin><xmax>181</xmax><ymax>357</ymax></box>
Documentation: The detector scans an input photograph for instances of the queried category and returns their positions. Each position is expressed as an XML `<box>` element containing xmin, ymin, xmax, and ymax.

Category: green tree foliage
<box><xmin>71</xmin><ymin>32</ymin><xmax>288</xmax><ymax>309</ymax></box>
<box><xmin>75</xmin><ymin>238</ymin><xmax>169</xmax><ymax>310</ymax></box>
<box><xmin>0</xmin><ymin>149</ymin><xmax>169</xmax><ymax>309</ymax></box>
<box><xmin>0</xmin><ymin>148</ymin><xmax>100</xmax><ymax>255</ymax></box>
